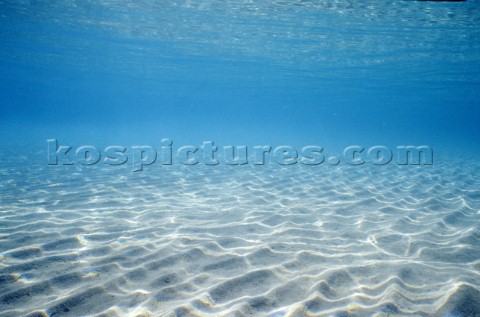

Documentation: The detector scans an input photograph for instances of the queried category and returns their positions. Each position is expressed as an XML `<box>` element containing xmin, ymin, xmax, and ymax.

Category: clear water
<box><xmin>1</xmin><ymin>1</ymin><xmax>479</xmax><ymax>316</ymax></box>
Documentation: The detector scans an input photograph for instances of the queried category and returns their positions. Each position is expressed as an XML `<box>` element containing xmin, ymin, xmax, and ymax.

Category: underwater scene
<box><xmin>1</xmin><ymin>1</ymin><xmax>480</xmax><ymax>316</ymax></box>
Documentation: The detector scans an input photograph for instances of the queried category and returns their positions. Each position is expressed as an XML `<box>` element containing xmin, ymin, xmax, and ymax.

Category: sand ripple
<box><xmin>1</xmin><ymin>160</ymin><xmax>479</xmax><ymax>316</ymax></box>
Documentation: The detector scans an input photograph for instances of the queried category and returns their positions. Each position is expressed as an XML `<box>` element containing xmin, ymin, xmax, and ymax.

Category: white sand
<box><xmin>1</xmin><ymin>161</ymin><xmax>479</xmax><ymax>316</ymax></box>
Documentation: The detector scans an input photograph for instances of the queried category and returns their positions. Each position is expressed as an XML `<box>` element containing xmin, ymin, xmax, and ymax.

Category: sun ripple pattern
<box><xmin>0</xmin><ymin>159</ymin><xmax>479</xmax><ymax>316</ymax></box>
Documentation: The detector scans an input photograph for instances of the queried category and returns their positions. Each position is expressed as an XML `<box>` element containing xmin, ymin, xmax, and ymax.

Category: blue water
<box><xmin>2</xmin><ymin>0</ymin><xmax>480</xmax><ymax>151</ymax></box>
<box><xmin>1</xmin><ymin>1</ymin><xmax>480</xmax><ymax>316</ymax></box>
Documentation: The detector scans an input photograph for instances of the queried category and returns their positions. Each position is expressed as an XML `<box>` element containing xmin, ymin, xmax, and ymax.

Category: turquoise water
<box><xmin>1</xmin><ymin>1</ymin><xmax>480</xmax><ymax>316</ymax></box>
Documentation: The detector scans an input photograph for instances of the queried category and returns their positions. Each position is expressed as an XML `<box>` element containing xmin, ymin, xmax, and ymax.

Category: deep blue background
<box><xmin>1</xmin><ymin>0</ymin><xmax>479</xmax><ymax>159</ymax></box>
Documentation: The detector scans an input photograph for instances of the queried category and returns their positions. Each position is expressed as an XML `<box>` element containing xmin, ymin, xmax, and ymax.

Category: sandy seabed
<box><xmin>1</xmin><ymin>158</ymin><xmax>479</xmax><ymax>317</ymax></box>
